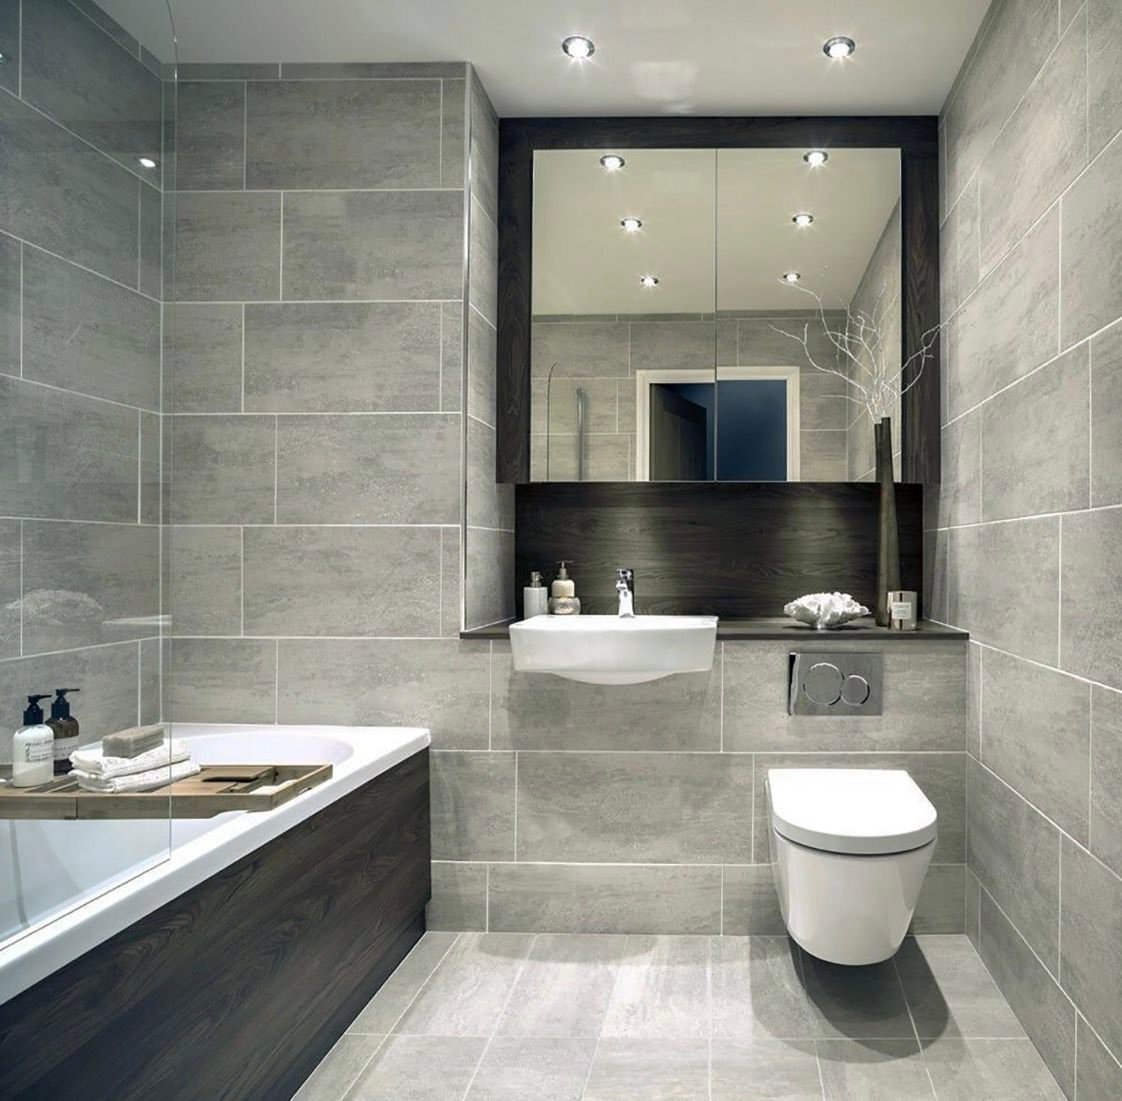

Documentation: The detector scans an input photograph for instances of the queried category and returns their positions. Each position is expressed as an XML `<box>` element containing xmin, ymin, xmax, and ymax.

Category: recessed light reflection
<box><xmin>562</xmin><ymin>36</ymin><xmax>595</xmax><ymax>60</ymax></box>
<box><xmin>640</xmin><ymin>274</ymin><xmax>660</xmax><ymax>288</ymax></box>
<box><xmin>600</xmin><ymin>154</ymin><xmax>625</xmax><ymax>171</ymax></box>
<box><xmin>782</xmin><ymin>271</ymin><xmax>802</xmax><ymax>284</ymax></box>
<box><xmin>792</xmin><ymin>212</ymin><xmax>814</xmax><ymax>227</ymax></box>
<box><xmin>137</xmin><ymin>156</ymin><xmax>159</xmax><ymax>169</ymax></box>
<box><xmin>823</xmin><ymin>36</ymin><xmax>856</xmax><ymax>59</ymax></box>
<box><xmin>620</xmin><ymin>217</ymin><xmax>642</xmax><ymax>232</ymax></box>
<box><xmin>803</xmin><ymin>150</ymin><xmax>828</xmax><ymax>167</ymax></box>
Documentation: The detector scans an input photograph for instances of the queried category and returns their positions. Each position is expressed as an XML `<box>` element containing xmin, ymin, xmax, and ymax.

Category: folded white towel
<box><xmin>70</xmin><ymin>739</ymin><xmax>189</xmax><ymax>779</ymax></box>
<box><xmin>72</xmin><ymin>757</ymin><xmax>202</xmax><ymax>794</ymax></box>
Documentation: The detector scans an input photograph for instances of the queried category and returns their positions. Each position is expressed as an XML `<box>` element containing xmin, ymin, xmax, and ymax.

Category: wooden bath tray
<box><xmin>0</xmin><ymin>763</ymin><xmax>333</xmax><ymax>820</ymax></box>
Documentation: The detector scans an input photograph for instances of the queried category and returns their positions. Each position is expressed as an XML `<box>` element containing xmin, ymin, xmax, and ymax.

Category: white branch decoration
<box><xmin>768</xmin><ymin>279</ymin><xmax>945</xmax><ymax>424</ymax></box>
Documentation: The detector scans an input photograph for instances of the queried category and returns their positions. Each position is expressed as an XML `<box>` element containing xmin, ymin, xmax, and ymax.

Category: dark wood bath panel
<box><xmin>0</xmin><ymin>747</ymin><xmax>431</xmax><ymax>1101</ymax></box>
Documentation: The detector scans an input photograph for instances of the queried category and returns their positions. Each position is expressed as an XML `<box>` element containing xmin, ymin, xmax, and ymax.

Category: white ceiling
<box><xmin>533</xmin><ymin>148</ymin><xmax>900</xmax><ymax>315</ymax></box>
<box><xmin>105</xmin><ymin>0</ymin><xmax>989</xmax><ymax>116</ymax></box>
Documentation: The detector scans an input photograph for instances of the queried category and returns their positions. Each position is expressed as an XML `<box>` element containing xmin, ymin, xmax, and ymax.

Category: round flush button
<box><xmin>803</xmin><ymin>661</ymin><xmax>843</xmax><ymax>705</ymax></box>
<box><xmin>841</xmin><ymin>674</ymin><xmax>871</xmax><ymax>705</ymax></box>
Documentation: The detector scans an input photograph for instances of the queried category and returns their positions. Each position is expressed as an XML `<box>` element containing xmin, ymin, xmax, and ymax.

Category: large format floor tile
<box><xmin>294</xmin><ymin>933</ymin><xmax>1066</xmax><ymax>1099</ymax></box>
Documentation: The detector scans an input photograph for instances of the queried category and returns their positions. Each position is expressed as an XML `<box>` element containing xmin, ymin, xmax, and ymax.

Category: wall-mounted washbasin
<box><xmin>509</xmin><ymin>615</ymin><xmax>719</xmax><ymax>685</ymax></box>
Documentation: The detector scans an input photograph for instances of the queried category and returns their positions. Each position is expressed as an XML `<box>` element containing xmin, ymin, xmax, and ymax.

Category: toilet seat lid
<box><xmin>767</xmin><ymin>768</ymin><xmax>938</xmax><ymax>855</ymax></box>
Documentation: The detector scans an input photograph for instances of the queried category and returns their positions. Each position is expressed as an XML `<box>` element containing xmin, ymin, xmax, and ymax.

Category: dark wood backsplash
<box><xmin>0</xmin><ymin>749</ymin><xmax>431</xmax><ymax>1101</ymax></box>
<box><xmin>516</xmin><ymin>482</ymin><xmax>923</xmax><ymax>618</ymax></box>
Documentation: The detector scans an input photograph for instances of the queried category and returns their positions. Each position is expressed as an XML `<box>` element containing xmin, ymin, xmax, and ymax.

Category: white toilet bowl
<box><xmin>766</xmin><ymin>768</ymin><xmax>937</xmax><ymax>966</ymax></box>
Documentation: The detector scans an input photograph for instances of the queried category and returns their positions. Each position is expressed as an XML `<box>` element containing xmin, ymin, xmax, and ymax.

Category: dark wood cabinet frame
<box><xmin>496</xmin><ymin>116</ymin><xmax>940</xmax><ymax>485</ymax></box>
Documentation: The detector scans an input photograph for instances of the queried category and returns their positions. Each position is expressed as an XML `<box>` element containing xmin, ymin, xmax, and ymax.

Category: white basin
<box><xmin>509</xmin><ymin>615</ymin><xmax>719</xmax><ymax>685</ymax></box>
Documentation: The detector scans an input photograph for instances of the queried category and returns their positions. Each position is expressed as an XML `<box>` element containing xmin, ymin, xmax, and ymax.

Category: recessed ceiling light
<box><xmin>782</xmin><ymin>271</ymin><xmax>802</xmax><ymax>283</ymax></box>
<box><xmin>803</xmin><ymin>149</ymin><xmax>829</xmax><ymax>167</ymax></box>
<box><xmin>562</xmin><ymin>35</ymin><xmax>595</xmax><ymax>60</ymax></box>
<box><xmin>823</xmin><ymin>36</ymin><xmax>856</xmax><ymax>59</ymax></box>
<box><xmin>792</xmin><ymin>212</ymin><xmax>814</xmax><ymax>227</ymax></box>
<box><xmin>138</xmin><ymin>156</ymin><xmax>159</xmax><ymax>169</ymax></box>
<box><xmin>600</xmin><ymin>154</ymin><xmax>625</xmax><ymax>171</ymax></box>
<box><xmin>640</xmin><ymin>275</ymin><xmax>660</xmax><ymax>288</ymax></box>
<box><xmin>620</xmin><ymin>217</ymin><xmax>643</xmax><ymax>232</ymax></box>
<box><xmin>0</xmin><ymin>51</ymin><xmax>7</xmax><ymax>64</ymax></box>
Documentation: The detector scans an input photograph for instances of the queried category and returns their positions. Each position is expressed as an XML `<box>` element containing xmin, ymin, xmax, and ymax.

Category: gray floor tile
<box><xmin>895</xmin><ymin>936</ymin><xmax>1024</xmax><ymax>1039</ymax></box>
<box><xmin>465</xmin><ymin>1037</ymin><xmax>596</xmax><ymax>1101</ymax></box>
<box><xmin>345</xmin><ymin>1034</ymin><xmax>486</xmax><ymax>1100</ymax></box>
<box><xmin>583</xmin><ymin>1038</ymin><xmax>710</xmax><ymax>1100</ymax></box>
<box><xmin>393</xmin><ymin>932</ymin><xmax>534</xmax><ymax>1037</ymax></box>
<box><xmin>711</xmin><ymin>936</ymin><xmax>815</xmax><ymax>1041</ymax></box>
<box><xmin>816</xmin><ymin>1039</ymin><xmax>934</xmax><ymax>1100</ymax></box>
<box><xmin>347</xmin><ymin>933</ymin><xmax>458</xmax><ymax>1035</ymax></box>
<box><xmin>600</xmin><ymin>936</ymin><xmax>710</xmax><ymax>1040</ymax></box>
<box><xmin>921</xmin><ymin>1037</ymin><xmax>1065</xmax><ymax>1100</ymax></box>
<box><xmin>293</xmin><ymin>1034</ymin><xmax>384</xmax><ymax>1101</ymax></box>
<box><xmin>1076</xmin><ymin>1015</ymin><xmax>1122</xmax><ymax>1101</ymax></box>
<box><xmin>800</xmin><ymin>953</ymin><xmax>916</xmax><ymax>1040</ymax></box>
<box><xmin>495</xmin><ymin>934</ymin><xmax>624</xmax><ymax>1038</ymax></box>
<box><xmin>710</xmin><ymin>1039</ymin><xmax>824</xmax><ymax>1100</ymax></box>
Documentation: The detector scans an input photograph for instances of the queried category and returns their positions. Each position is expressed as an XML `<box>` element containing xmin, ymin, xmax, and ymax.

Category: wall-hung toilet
<box><xmin>766</xmin><ymin>768</ymin><xmax>937</xmax><ymax>965</ymax></box>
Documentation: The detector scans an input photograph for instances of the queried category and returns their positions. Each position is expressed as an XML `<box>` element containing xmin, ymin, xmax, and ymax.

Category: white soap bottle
<box><xmin>523</xmin><ymin>571</ymin><xmax>549</xmax><ymax>618</ymax></box>
<box><xmin>12</xmin><ymin>694</ymin><xmax>54</xmax><ymax>788</ymax></box>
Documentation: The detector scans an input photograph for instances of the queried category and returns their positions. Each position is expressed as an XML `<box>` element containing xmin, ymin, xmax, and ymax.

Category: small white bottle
<box><xmin>12</xmin><ymin>694</ymin><xmax>55</xmax><ymax>788</ymax></box>
<box><xmin>548</xmin><ymin>561</ymin><xmax>581</xmax><ymax>616</ymax></box>
<box><xmin>523</xmin><ymin>571</ymin><xmax>549</xmax><ymax>618</ymax></box>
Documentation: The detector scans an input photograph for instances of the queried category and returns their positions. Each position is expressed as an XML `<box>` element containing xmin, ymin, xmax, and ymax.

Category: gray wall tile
<box><xmin>277</xmin><ymin>639</ymin><xmax>489</xmax><ymax>750</ymax></box>
<box><xmin>441</xmin><ymin>525</ymin><xmax>461</xmax><ymax>639</ymax></box>
<box><xmin>282</xmin><ymin>190</ymin><xmax>462</xmax><ymax>300</ymax></box>
<box><xmin>468</xmin><ymin>71</ymin><xmax>497</xmax><ymax>216</ymax></box>
<box><xmin>0</xmin><ymin>0</ymin><xmax>18</xmax><ymax>96</ymax></box>
<box><xmin>531</xmin><ymin>321</ymin><xmax>630</xmax><ymax>379</ymax></box>
<box><xmin>966</xmin><ymin>640</ymin><xmax>981</xmax><ymax>758</ymax></box>
<box><xmin>1090</xmin><ymin>687</ymin><xmax>1122</xmax><ymax>878</ymax></box>
<box><xmin>465</xmin><ymin>526</ymin><xmax>514</xmax><ymax>629</ymax></box>
<box><xmin>949</xmin><ymin>516</ymin><xmax>1059</xmax><ymax>664</ymax></box>
<box><xmin>722</xmin><ymin>640</ymin><xmax>966</xmax><ymax>753</ymax></box>
<box><xmin>174</xmin><ymin>191</ymin><xmax>280</xmax><ymax>301</ymax></box>
<box><xmin>754</xmin><ymin>752</ymin><xmax>965</xmax><ymax>864</ymax></box>
<box><xmin>488</xmin><ymin>863</ymin><xmax>722</xmax><ymax>935</ymax></box>
<box><xmin>177</xmin><ymin>63</ymin><xmax>279</xmax><ymax>80</ymax></box>
<box><xmin>166</xmin><ymin>414</ymin><xmax>276</xmax><ymax>524</ymax></box>
<box><xmin>440</xmin><ymin>300</ymin><xmax>463</xmax><ymax>413</ymax></box>
<box><xmin>0</xmin><ymin>91</ymin><xmax>139</xmax><ymax>285</ymax></box>
<box><xmin>166</xmin><ymin>525</ymin><xmax>242</xmax><ymax>636</ymax></box>
<box><xmin>441</xmin><ymin>80</ymin><xmax>466</xmax><ymax>190</ymax></box>
<box><xmin>278</xmin><ymin>61</ymin><xmax>465</xmax><ymax>80</ymax></box>
<box><xmin>247</xmin><ymin>79</ymin><xmax>441</xmax><ymax>189</ymax></box>
<box><xmin>966</xmin><ymin>868</ymin><xmax>981</xmax><ymax>948</ymax></box>
<box><xmin>466</xmin><ymin>417</ymin><xmax>513</xmax><ymax>531</ymax></box>
<box><xmin>468</xmin><ymin>196</ymin><xmax>497</xmax><ymax>326</ymax></box>
<box><xmin>1061</xmin><ymin>124</ymin><xmax>1122</xmax><ymax>346</ymax></box>
<box><xmin>981</xmin><ymin>648</ymin><xmax>1090</xmax><ymax>842</ymax></box>
<box><xmin>1059</xmin><ymin>838</ymin><xmax>1122</xmax><ymax>1059</ymax></box>
<box><xmin>978</xmin><ymin>10</ymin><xmax>1087</xmax><ymax>269</ymax></box>
<box><xmin>21</xmin><ymin>521</ymin><xmax>158</xmax><ymax>653</ymax></box>
<box><xmin>1091</xmin><ymin>318</ymin><xmax>1122</xmax><ymax>506</ymax></box>
<box><xmin>243</xmin><ymin>525</ymin><xmax>442</xmax><ymax>637</ymax></box>
<box><xmin>721</xmin><ymin>865</ymin><xmax>785</xmax><ymax>935</ymax></box>
<box><xmin>941</xmin><ymin>180</ymin><xmax>981</xmax><ymax>318</ymax></box>
<box><xmin>0</xmin><ymin>376</ymin><xmax>139</xmax><ymax>522</ymax></box>
<box><xmin>982</xmin><ymin>345</ymin><xmax>1090</xmax><ymax>520</ymax></box>
<box><xmin>1076</xmin><ymin>1015</ymin><xmax>1122</xmax><ymax>1101</ymax></box>
<box><xmin>945</xmin><ymin>206</ymin><xmax>1059</xmax><ymax>421</ymax></box>
<box><xmin>968</xmin><ymin>759</ymin><xmax>1061</xmax><ymax>970</ymax></box>
<box><xmin>0</xmin><ymin>234</ymin><xmax>18</xmax><ymax>376</ymax></box>
<box><xmin>175</xmin><ymin>82</ymin><xmax>246</xmax><ymax>190</ymax></box>
<box><xmin>139</xmin><ymin>410</ymin><xmax>160</xmax><ymax>525</ymax></box>
<box><xmin>516</xmin><ymin>752</ymin><xmax>754</xmax><ymax>864</ymax></box>
<box><xmin>0</xmin><ymin>641</ymin><xmax>139</xmax><ymax>759</ymax></box>
<box><xmin>164</xmin><ymin>304</ymin><xmax>243</xmax><ymax>413</ymax></box>
<box><xmin>139</xmin><ymin>181</ymin><xmax>161</xmax><ymax>299</ymax></box>
<box><xmin>911</xmin><ymin>865</ymin><xmax>968</xmax><ymax>934</ymax></box>
<box><xmin>166</xmin><ymin>637</ymin><xmax>276</xmax><ymax>724</ymax></box>
<box><xmin>276</xmin><ymin>414</ymin><xmax>460</xmax><ymax>524</ymax></box>
<box><xmin>490</xmin><ymin>643</ymin><xmax>720</xmax><ymax>752</ymax></box>
<box><xmin>21</xmin><ymin>0</ymin><xmax>162</xmax><ymax>171</ymax></box>
<box><xmin>0</xmin><ymin>519</ymin><xmax>18</xmax><ymax>659</ymax></box>
<box><xmin>139</xmin><ymin>637</ymin><xmax>160</xmax><ymax>725</ymax></box>
<box><xmin>427</xmin><ymin>861</ymin><xmax>487</xmax><ymax>931</ymax></box>
<box><xmin>1088</xmin><ymin>0</ymin><xmax>1122</xmax><ymax>159</ymax></box>
<box><xmin>1060</xmin><ymin>508</ymin><xmax>1122</xmax><ymax>687</ymax></box>
<box><xmin>939</xmin><ymin>409</ymin><xmax>981</xmax><ymax>527</ymax></box>
<box><xmin>630</xmin><ymin>321</ymin><xmax>715</xmax><ymax>373</ymax></box>
<box><xmin>430</xmin><ymin>750</ymin><xmax>515</xmax><ymax>861</ymax></box>
<box><xmin>801</xmin><ymin>430</ymin><xmax>848</xmax><ymax>480</ymax></box>
<box><xmin>244</xmin><ymin>301</ymin><xmax>442</xmax><ymax>413</ymax></box>
<box><xmin>22</xmin><ymin>248</ymin><xmax>160</xmax><ymax>409</ymax></box>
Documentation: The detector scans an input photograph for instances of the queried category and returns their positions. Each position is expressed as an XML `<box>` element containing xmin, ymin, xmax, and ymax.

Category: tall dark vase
<box><xmin>874</xmin><ymin>417</ymin><xmax>900</xmax><ymax>627</ymax></box>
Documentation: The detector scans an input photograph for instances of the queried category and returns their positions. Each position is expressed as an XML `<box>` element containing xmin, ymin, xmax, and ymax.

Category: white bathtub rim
<box><xmin>0</xmin><ymin>723</ymin><xmax>430</xmax><ymax>1004</ymax></box>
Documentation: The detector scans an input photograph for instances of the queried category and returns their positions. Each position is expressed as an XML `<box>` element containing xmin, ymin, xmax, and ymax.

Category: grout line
<box><xmin>578</xmin><ymin>937</ymin><xmax>624</xmax><ymax>1101</ymax></box>
<box><xmin>136</xmin><ymin>411</ymin><xmax>142</xmax><ymax>523</ymax></box>
<box><xmin>17</xmin><ymin>240</ymin><xmax>22</xmax><ymax>378</ymax></box>
<box><xmin>136</xmin><ymin>177</ymin><xmax>142</xmax><ymax>290</ymax></box>
<box><xmin>1057</xmin><ymin>831</ymin><xmax>1064</xmax><ymax>985</ymax></box>
<box><xmin>512</xmin><ymin>752</ymin><xmax>519</xmax><ymax>860</ymax></box>
<box><xmin>240</xmin><ymin>303</ymin><xmax>246</xmax><ymax>411</ymax></box>
<box><xmin>487</xmin><ymin>641</ymin><xmax>493</xmax><ymax>751</ymax></box>
<box><xmin>16</xmin><ymin>0</ymin><xmax>21</xmax><ymax>100</ymax></box>
<box><xmin>273</xmin><ymin>639</ymin><xmax>279</xmax><ymax>723</ymax></box>
<box><xmin>437</xmin><ymin>78</ymin><xmax>443</xmax><ymax>186</ymax></box>
<box><xmin>272</xmin><ymin>415</ymin><xmax>279</xmax><ymax>522</ymax></box>
<box><xmin>239</xmin><ymin>526</ymin><xmax>245</xmax><ymax>635</ymax></box>
<box><xmin>484</xmin><ymin>863</ymin><xmax>490</xmax><ymax>932</ymax></box>
<box><xmin>1058</xmin><ymin>515</ymin><xmax>1064</xmax><ymax>664</ymax></box>
<box><xmin>168</xmin><ymin>185</ymin><xmax>464</xmax><ymax>195</ymax></box>
<box><xmin>892</xmin><ymin>955</ymin><xmax>938</xmax><ymax>1098</ymax></box>
<box><xmin>718</xmin><ymin>866</ymin><xmax>724</xmax><ymax>936</ymax></box>
<box><xmin>18</xmin><ymin>520</ymin><xmax>23</xmax><ymax>656</ymax></box>
<box><xmin>278</xmin><ymin>191</ymin><xmax>284</xmax><ymax>299</ymax></box>
<box><xmin>706</xmin><ymin>935</ymin><xmax>713</xmax><ymax>1101</ymax></box>
<box><xmin>242</xmin><ymin>81</ymin><xmax>248</xmax><ymax>189</ymax></box>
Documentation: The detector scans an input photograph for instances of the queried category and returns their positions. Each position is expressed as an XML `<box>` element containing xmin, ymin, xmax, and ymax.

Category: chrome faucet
<box><xmin>616</xmin><ymin>568</ymin><xmax>635</xmax><ymax>618</ymax></box>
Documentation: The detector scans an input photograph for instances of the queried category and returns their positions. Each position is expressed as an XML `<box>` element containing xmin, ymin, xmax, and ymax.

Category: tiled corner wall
<box><xmin>427</xmin><ymin>637</ymin><xmax>968</xmax><ymax>939</ymax></box>
<box><xmin>0</xmin><ymin>0</ymin><xmax>165</xmax><ymax>753</ymax></box>
<box><xmin>934</xmin><ymin>0</ymin><xmax>1122</xmax><ymax>1095</ymax></box>
<box><xmin>163</xmin><ymin>60</ymin><xmax>493</xmax><ymax>715</ymax></box>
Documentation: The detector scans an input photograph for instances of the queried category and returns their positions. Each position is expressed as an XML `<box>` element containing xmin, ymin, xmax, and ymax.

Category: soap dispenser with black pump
<box><xmin>46</xmin><ymin>688</ymin><xmax>80</xmax><ymax>775</ymax></box>
<box><xmin>12</xmin><ymin>694</ymin><xmax>54</xmax><ymax>788</ymax></box>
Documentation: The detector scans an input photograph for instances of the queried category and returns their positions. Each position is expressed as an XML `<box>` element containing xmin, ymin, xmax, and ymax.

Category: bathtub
<box><xmin>0</xmin><ymin>723</ymin><xmax>429</xmax><ymax>1004</ymax></box>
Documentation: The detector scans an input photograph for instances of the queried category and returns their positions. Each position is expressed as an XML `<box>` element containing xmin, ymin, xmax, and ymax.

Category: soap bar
<box><xmin>102</xmin><ymin>724</ymin><xmax>167</xmax><ymax>759</ymax></box>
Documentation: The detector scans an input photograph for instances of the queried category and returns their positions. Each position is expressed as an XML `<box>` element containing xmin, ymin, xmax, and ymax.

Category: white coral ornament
<box><xmin>784</xmin><ymin>591</ymin><xmax>870</xmax><ymax>630</ymax></box>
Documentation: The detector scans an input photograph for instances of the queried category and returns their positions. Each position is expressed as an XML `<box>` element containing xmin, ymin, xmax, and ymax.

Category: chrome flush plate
<box><xmin>788</xmin><ymin>652</ymin><xmax>884</xmax><ymax>716</ymax></box>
